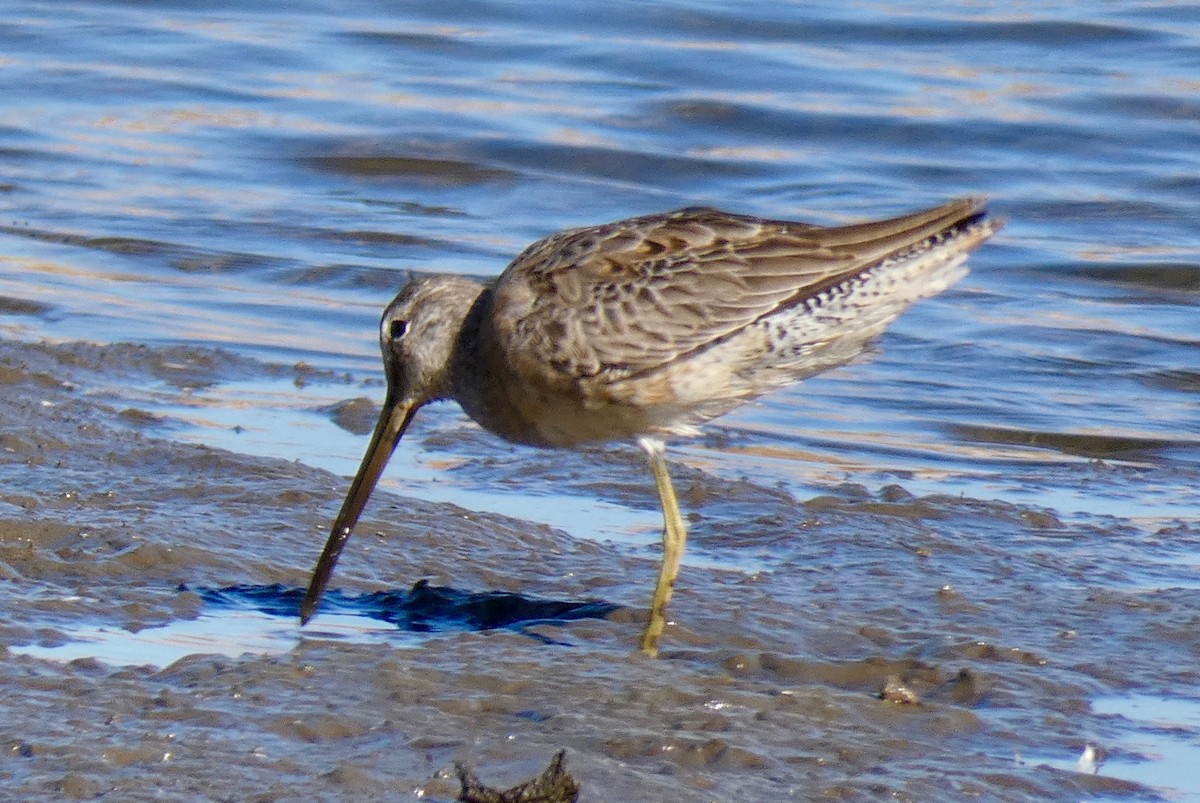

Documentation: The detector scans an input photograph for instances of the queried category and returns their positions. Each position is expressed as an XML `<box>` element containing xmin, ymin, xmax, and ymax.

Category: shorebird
<box><xmin>300</xmin><ymin>198</ymin><xmax>1002</xmax><ymax>656</ymax></box>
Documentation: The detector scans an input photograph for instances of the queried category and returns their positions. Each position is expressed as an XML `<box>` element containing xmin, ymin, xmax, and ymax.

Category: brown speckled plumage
<box><xmin>302</xmin><ymin>198</ymin><xmax>1003</xmax><ymax>654</ymax></box>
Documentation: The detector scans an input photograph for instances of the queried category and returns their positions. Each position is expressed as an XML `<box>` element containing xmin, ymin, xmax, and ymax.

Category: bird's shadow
<box><xmin>189</xmin><ymin>581</ymin><xmax>619</xmax><ymax>645</ymax></box>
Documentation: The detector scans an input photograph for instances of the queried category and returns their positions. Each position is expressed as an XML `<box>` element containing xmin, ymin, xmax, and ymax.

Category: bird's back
<box><xmin>457</xmin><ymin>199</ymin><xmax>1001</xmax><ymax>447</ymax></box>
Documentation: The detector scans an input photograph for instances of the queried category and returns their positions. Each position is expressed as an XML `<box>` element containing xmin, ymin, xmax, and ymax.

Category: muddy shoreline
<box><xmin>0</xmin><ymin>337</ymin><xmax>1174</xmax><ymax>799</ymax></box>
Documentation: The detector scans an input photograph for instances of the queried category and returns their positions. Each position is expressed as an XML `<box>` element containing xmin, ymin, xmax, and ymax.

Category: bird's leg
<box><xmin>637</xmin><ymin>437</ymin><xmax>687</xmax><ymax>657</ymax></box>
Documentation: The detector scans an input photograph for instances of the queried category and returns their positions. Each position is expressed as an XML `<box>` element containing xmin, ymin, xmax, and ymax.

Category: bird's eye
<box><xmin>389</xmin><ymin>319</ymin><xmax>408</xmax><ymax>339</ymax></box>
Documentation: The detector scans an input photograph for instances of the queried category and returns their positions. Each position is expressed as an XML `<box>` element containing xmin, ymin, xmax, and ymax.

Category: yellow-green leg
<box><xmin>638</xmin><ymin>437</ymin><xmax>687</xmax><ymax>657</ymax></box>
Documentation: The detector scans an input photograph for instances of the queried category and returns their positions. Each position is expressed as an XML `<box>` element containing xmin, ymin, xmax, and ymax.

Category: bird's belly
<box><xmin>455</xmin><ymin>376</ymin><xmax>672</xmax><ymax>448</ymax></box>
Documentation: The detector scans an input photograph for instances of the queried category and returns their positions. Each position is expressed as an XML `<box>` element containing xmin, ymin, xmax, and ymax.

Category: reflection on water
<box><xmin>13</xmin><ymin>609</ymin><xmax>313</xmax><ymax>668</ymax></box>
<box><xmin>12</xmin><ymin>582</ymin><xmax>618</xmax><ymax>668</ymax></box>
<box><xmin>1027</xmin><ymin>695</ymin><xmax>1200</xmax><ymax>801</ymax></box>
<box><xmin>1091</xmin><ymin>695</ymin><xmax>1200</xmax><ymax>801</ymax></box>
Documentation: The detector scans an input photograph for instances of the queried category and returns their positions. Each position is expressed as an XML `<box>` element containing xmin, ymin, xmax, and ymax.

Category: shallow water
<box><xmin>1</xmin><ymin>1</ymin><xmax>1199</xmax><ymax>800</ymax></box>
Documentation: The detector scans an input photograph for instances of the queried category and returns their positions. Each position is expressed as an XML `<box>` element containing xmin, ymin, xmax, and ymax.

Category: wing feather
<box><xmin>489</xmin><ymin>198</ymin><xmax>989</xmax><ymax>385</ymax></box>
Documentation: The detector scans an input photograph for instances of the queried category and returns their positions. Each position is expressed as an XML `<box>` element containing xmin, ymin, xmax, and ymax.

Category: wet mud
<box><xmin>0</xmin><ymin>337</ymin><xmax>1187</xmax><ymax>800</ymax></box>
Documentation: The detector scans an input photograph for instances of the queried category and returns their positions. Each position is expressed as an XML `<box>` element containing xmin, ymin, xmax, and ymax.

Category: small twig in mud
<box><xmin>456</xmin><ymin>750</ymin><xmax>580</xmax><ymax>803</ymax></box>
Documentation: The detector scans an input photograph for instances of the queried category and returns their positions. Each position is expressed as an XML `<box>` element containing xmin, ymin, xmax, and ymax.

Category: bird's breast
<box><xmin>450</xmin><ymin>328</ymin><xmax>689</xmax><ymax>448</ymax></box>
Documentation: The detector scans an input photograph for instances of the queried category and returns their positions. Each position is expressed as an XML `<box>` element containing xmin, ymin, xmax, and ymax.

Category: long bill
<box><xmin>299</xmin><ymin>395</ymin><xmax>418</xmax><ymax>624</ymax></box>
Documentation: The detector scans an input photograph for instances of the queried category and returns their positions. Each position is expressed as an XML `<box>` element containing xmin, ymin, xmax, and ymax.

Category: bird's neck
<box><xmin>417</xmin><ymin>279</ymin><xmax>486</xmax><ymax>405</ymax></box>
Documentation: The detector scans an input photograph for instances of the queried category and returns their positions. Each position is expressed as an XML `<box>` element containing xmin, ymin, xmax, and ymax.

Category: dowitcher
<box><xmin>301</xmin><ymin>198</ymin><xmax>1002</xmax><ymax>655</ymax></box>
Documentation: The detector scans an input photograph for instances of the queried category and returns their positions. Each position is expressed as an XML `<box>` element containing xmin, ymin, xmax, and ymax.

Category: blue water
<box><xmin>1</xmin><ymin>2</ymin><xmax>1198</xmax><ymax>800</ymax></box>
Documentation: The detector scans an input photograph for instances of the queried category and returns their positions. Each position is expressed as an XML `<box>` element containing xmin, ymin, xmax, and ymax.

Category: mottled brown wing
<box><xmin>489</xmin><ymin>198</ymin><xmax>987</xmax><ymax>385</ymax></box>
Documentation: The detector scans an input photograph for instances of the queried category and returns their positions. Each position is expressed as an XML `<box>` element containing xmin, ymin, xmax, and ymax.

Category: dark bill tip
<box><xmin>300</xmin><ymin>397</ymin><xmax>416</xmax><ymax>624</ymax></box>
